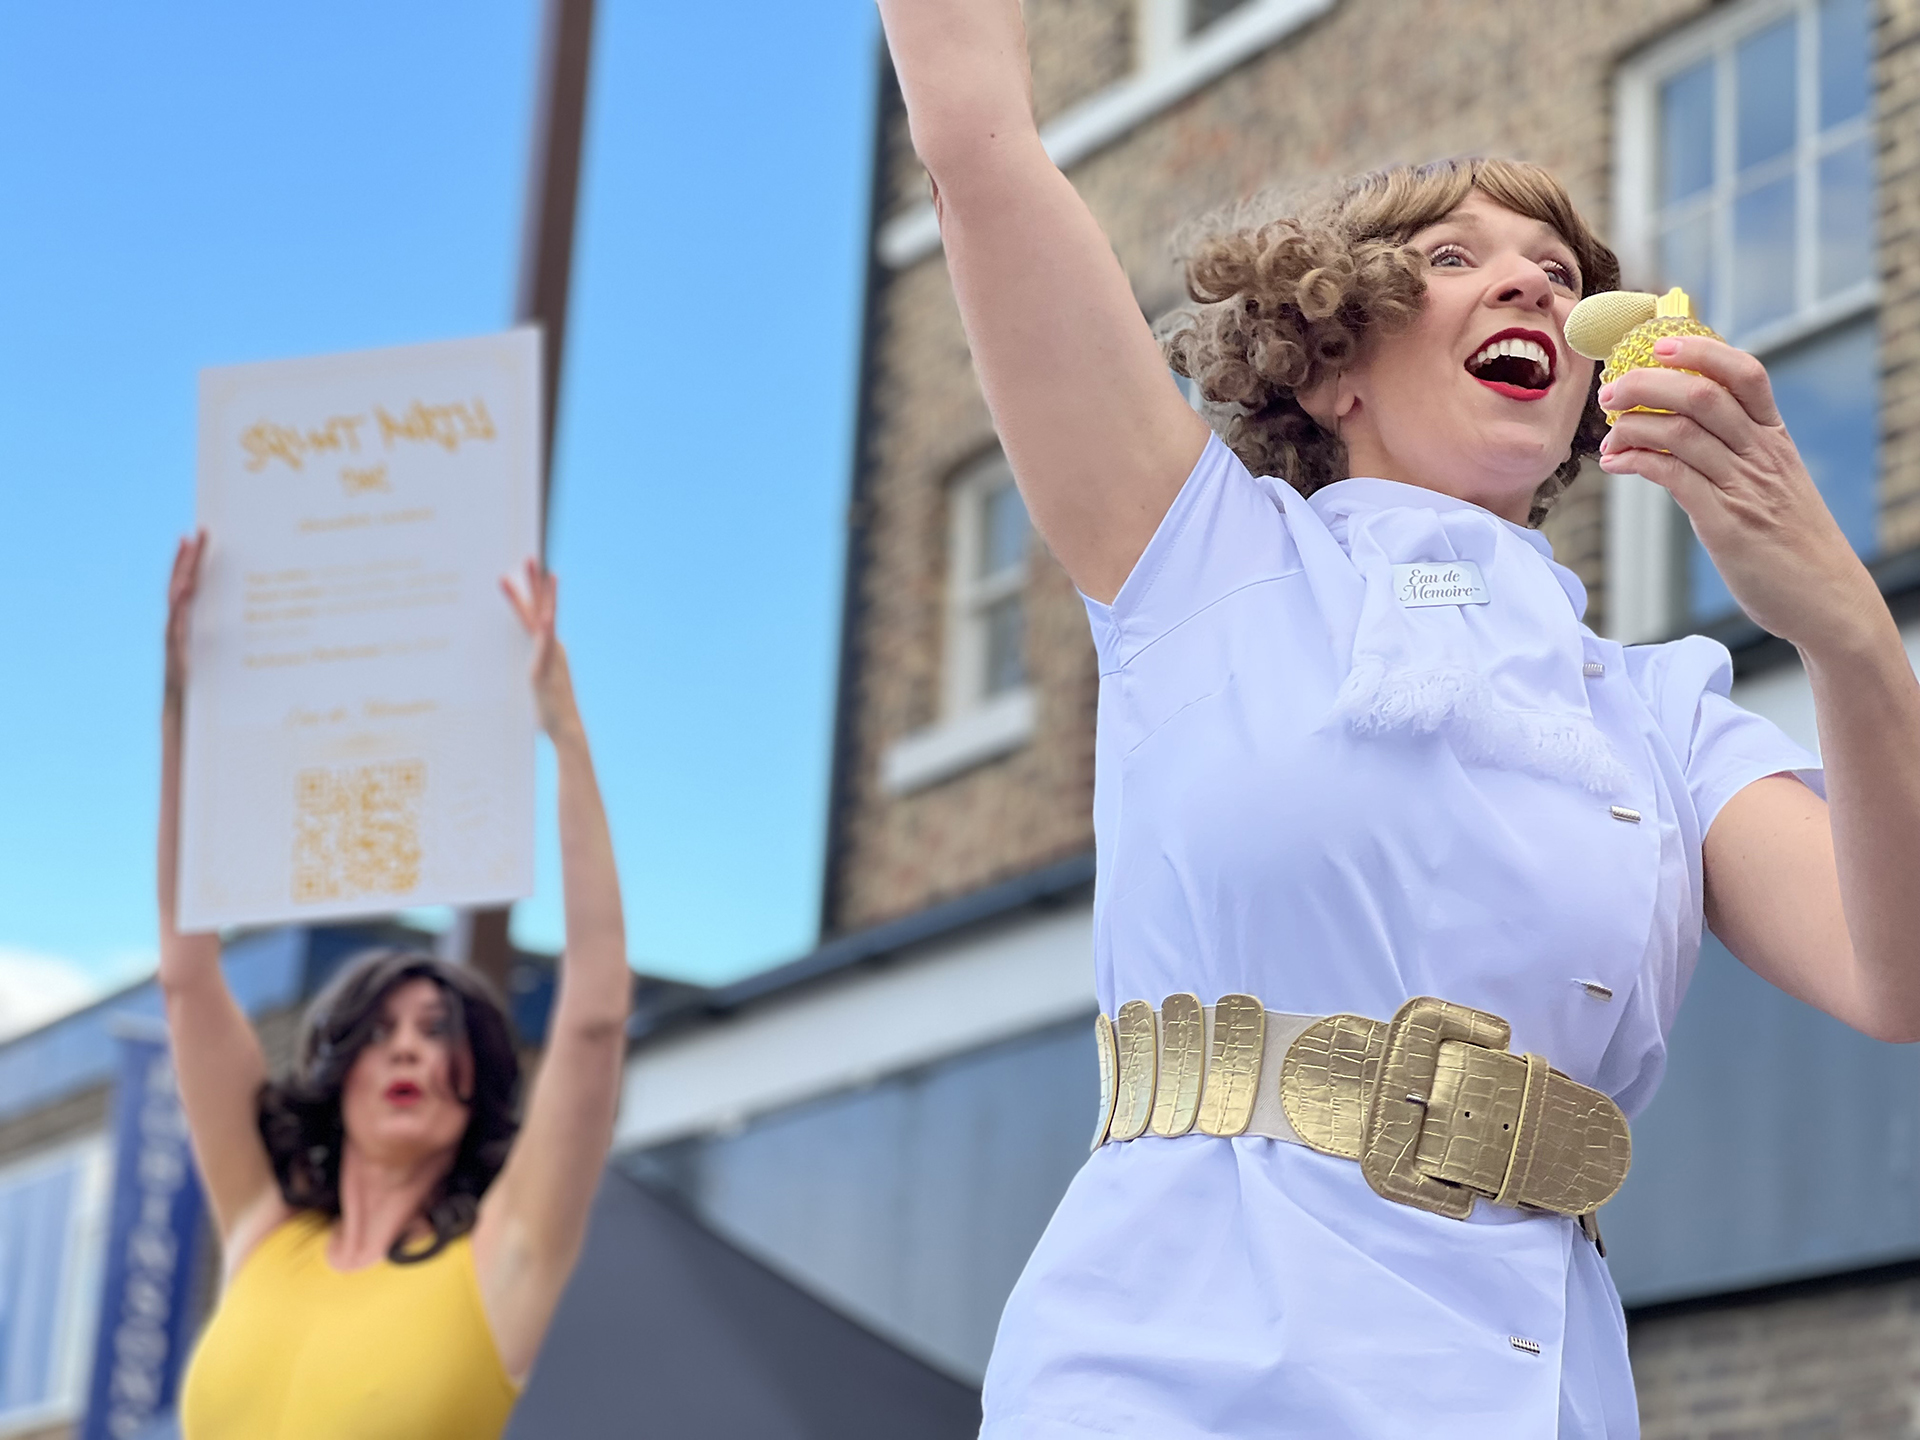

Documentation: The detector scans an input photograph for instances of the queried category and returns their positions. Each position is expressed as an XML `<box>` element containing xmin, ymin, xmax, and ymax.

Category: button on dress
<box><xmin>978</xmin><ymin>438</ymin><xmax>1822</xmax><ymax>1440</ymax></box>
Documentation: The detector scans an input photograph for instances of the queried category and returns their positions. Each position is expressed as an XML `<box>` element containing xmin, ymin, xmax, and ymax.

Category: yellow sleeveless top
<box><xmin>179</xmin><ymin>1212</ymin><xmax>519</xmax><ymax>1440</ymax></box>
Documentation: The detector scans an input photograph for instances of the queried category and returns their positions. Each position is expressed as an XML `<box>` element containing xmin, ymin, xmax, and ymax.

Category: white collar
<box><xmin>1308</xmin><ymin>476</ymin><xmax>1586</xmax><ymax>620</ymax></box>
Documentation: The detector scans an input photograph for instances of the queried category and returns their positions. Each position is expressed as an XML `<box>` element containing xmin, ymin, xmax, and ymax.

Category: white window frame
<box><xmin>880</xmin><ymin>453</ymin><xmax>1036</xmax><ymax>795</ymax></box>
<box><xmin>0</xmin><ymin>1135</ymin><xmax>111</xmax><ymax>1438</ymax></box>
<box><xmin>878</xmin><ymin>0</ymin><xmax>1337</xmax><ymax>268</ymax></box>
<box><xmin>943</xmin><ymin>452</ymin><xmax>1029</xmax><ymax>715</ymax></box>
<box><xmin>1608</xmin><ymin>0</ymin><xmax>1879</xmax><ymax>640</ymax></box>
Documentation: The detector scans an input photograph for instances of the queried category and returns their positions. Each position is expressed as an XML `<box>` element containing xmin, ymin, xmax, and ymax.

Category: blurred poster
<box><xmin>179</xmin><ymin>330</ymin><xmax>541</xmax><ymax>930</ymax></box>
<box><xmin>79</xmin><ymin>1024</ymin><xmax>205</xmax><ymax>1440</ymax></box>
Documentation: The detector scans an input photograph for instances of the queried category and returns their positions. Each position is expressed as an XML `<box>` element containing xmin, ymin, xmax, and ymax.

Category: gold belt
<box><xmin>1092</xmin><ymin>995</ymin><xmax>1631</xmax><ymax>1232</ymax></box>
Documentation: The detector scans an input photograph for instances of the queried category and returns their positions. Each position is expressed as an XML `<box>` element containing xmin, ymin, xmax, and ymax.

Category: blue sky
<box><xmin>0</xmin><ymin>0</ymin><xmax>877</xmax><ymax>1004</ymax></box>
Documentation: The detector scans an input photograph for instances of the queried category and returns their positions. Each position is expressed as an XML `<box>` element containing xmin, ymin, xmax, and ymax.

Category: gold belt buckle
<box><xmin>1359</xmin><ymin>997</ymin><xmax>1514</xmax><ymax>1219</ymax></box>
<box><xmin>1353</xmin><ymin>996</ymin><xmax>1631</xmax><ymax>1221</ymax></box>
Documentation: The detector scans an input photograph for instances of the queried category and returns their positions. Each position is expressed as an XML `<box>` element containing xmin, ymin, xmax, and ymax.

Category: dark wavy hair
<box><xmin>1162</xmin><ymin>157</ymin><xmax>1621</xmax><ymax>526</ymax></box>
<box><xmin>257</xmin><ymin>947</ymin><xmax>521</xmax><ymax>1264</ymax></box>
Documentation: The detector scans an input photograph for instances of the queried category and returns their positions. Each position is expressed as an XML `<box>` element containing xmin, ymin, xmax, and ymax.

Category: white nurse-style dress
<box><xmin>978</xmin><ymin>437</ymin><xmax>1823</xmax><ymax>1439</ymax></box>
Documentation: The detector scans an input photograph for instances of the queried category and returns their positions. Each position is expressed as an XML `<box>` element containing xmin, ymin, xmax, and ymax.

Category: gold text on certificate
<box><xmin>239</xmin><ymin>398</ymin><xmax>499</xmax><ymax>493</ymax></box>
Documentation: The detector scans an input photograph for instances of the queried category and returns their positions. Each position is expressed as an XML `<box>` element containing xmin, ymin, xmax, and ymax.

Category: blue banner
<box><xmin>78</xmin><ymin>1025</ymin><xmax>207</xmax><ymax>1440</ymax></box>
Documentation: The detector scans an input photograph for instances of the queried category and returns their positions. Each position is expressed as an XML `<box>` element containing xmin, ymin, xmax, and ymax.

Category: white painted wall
<box><xmin>1731</xmin><ymin>616</ymin><xmax>1920</xmax><ymax>754</ymax></box>
<box><xmin>613</xmin><ymin>903</ymin><xmax>1095</xmax><ymax>1152</ymax></box>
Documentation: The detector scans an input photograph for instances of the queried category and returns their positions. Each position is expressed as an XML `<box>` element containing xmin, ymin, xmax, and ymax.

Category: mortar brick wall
<box><xmin>1632</xmin><ymin>1273</ymin><xmax>1920</xmax><ymax>1437</ymax></box>
<box><xmin>1879</xmin><ymin>0</ymin><xmax>1920</xmax><ymax>550</ymax></box>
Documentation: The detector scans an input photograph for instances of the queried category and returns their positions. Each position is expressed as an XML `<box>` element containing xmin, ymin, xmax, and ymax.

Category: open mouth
<box><xmin>1465</xmin><ymin>328</ymin><xmax>1556</xmax><ymax>400</ymax></box>
<box><xmin>385</xmin><ymin>1080</ymin><xmax>423</xmax><ymax>1105</ymax></box>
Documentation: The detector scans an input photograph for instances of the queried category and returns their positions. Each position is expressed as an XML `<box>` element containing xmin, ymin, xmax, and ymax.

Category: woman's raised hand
<box><xmin>1596</xmin><ymin>338</ymin><xmax>1880</xmax><ymax>650</ymax></box>
<box><xmin>500</xmin><ymin>558</ymin><xmax>581</xmax><ymax>740</ymax></box>
<box><xmin>165</xmin><ymin>530</ymin><xmax>208</xmax><ymax>702</ymax></box>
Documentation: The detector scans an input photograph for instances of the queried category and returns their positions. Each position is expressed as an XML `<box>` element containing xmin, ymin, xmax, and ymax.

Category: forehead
<box><xmin>1416</xmin><ymin>193</ymin><xmax>1571</xmax><ymax>251</ymax></box>
<box><xmin>380</xmin><ymin>977</ymin><xmax>448</xmax><ymax>1016</ymax></box>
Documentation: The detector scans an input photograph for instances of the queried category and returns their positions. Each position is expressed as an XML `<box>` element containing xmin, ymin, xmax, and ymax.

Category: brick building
<box><xmin>614</xmin><ymin>0</ymin><xmax>1920</xmax><ymax>1431</ymax></box>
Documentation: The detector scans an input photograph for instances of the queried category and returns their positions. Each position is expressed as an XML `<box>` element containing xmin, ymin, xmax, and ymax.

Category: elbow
<box><xmin>1862</xmin><ymin>1015</ymin><xmax>1920</xmax><ymax>1045</ymax></box>
<box><xmin>1853</xmin><ymin>988</ymin><xmax>1920</xmax><ymax>1044</ymax></box>
<box><xmin>552</xmin><ymin>1009</ymin><xmax>629</xmax><ymax>1053</ymax></box>
<box><xmin>907</xmin><ymin>106</ymin><xmax>1041</xmax><ymax>197</ymax></box>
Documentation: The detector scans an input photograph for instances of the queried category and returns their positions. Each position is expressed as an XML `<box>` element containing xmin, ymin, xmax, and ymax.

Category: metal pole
<box><xmin>447</xmin><ymin>0</ymin><xmax>596</xmax><ymax>995</ymax></box>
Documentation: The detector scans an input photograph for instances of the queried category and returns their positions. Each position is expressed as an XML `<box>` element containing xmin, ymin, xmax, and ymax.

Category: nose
<box><xmin>386</xmin><ymin>1024</ymin><xmax>422</xmax><ymax>1061</ymax></box>
<box><xmin>1489</xmin><ymin>256</ymin><xmax>1557</xmax><ymax>314</ymax></box>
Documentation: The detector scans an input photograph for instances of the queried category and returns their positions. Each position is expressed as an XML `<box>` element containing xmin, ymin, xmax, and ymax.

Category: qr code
<box><xmin>292</xmin><ymin>760</ymin><xmax>425</xmax><ymax>904</ymax></box>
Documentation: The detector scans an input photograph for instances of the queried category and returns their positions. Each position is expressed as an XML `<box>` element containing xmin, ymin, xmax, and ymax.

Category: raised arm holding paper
<box><xmin>159</xmin><ymin>336</ymin><xmax>631</xmax><ymax>1440</ymax></box>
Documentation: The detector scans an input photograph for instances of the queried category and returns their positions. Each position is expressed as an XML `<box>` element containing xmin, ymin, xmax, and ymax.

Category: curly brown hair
<box><xmin>1162</xmin><ymin>157</ymin><xmax>1621</xmax><ymax>526</ymax></box>
<box><xmin>257</xmin><ymin>947</ymin><xmax>521</xmax><ymax>1264</ymax></box>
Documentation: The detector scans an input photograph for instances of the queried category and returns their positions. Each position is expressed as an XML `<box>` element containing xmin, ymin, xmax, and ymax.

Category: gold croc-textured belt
<box><xmin>1092</xmin><ymin>995</ymin><xmax>1631</xmax><ymax>1236</ymax></box>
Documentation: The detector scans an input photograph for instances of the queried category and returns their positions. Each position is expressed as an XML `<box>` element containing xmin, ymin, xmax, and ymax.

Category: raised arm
<box><xmin>473</xmin><ymin>563</ymin><xmax>630</xmax><ymax>1385</ymax></box>
<box><xmin>1599</xmin><ymin>340</ymin><xmax>1920</xmax><ymax>1041</ymax></box>
<box><xmin>157</xmin><ymin>534</ymin><xmax>290</xmax><ymax>1262</ymax></box>
<box><xmin>878</xmin><ymin>0</ymin><xmax>1210</xmax><ymax>603</ymax></box>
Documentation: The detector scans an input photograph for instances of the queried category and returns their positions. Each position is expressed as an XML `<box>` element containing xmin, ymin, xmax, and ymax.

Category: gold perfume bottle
<box><xmin>1563</xmin><ymin>286</ymin><xmax>1722</xmax><ymax>424</ymax></box>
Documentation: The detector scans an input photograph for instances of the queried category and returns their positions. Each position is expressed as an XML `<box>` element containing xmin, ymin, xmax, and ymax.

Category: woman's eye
<box><xmin>1429</xmin><ymin>244</ymin><xmax>1469</xmax><ymax>268</ymax></box>
<box><xmin>1545</xmin><ymin>261</ymin><xmax>1577</xmax><ymax>287</ymax></box>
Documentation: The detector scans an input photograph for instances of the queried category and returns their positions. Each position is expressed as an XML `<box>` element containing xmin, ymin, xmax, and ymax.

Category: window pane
<box><xmin>1659</xmin><ymin>212</ymin><xmax>1716</xmax><ymax>321</ymax></box>
<box><xmin>1661</xmin><ymin>60</ymin><xmax>1716</xmax><ymax>204</ymax></box>
<box><xmin>983</xmin><ymin>596</ymin><xmax>1026</xmax><ymax>697</ymax></box>
<box><xmin>1773</xmin><ymin>315</ymin><xmax>1879</xmax><ymax>551</ymax></box>
<box><xmin>1736</xmin><ymin>19</ymin><xmax>1799</xmax><ymax>171</ymax></box>
<box><xmin>1819</xmin><ymin>138</ymin><xmax>1875</xmax><ymax>295</ymax></box>
<box><xmin>1733</xmin><ymin>174</ymin><xmax>1797</xmax><ymax>334</ymax></box>
<box><xmin>980</xmin><ymin>482</ymin><xmax>1029</xmax><ymax>580</ymax></box>
<box><xmin>1819</xmin><ymin>0</ymin><xmax>1871</xmax><ymax>128</ymax></box>
<box><xmin>1187</xmin><ymin>0</ymin><xmax>1255</xmax><ymax>36</ymax></box>
<box><xmin>1690</xmin><ymin>316</ymin><xmax>1879</xmax><ymax>619</ymax></box>
<box><xmin>0</xmin><ymin>1161</ymin><xmax>77</xmax><ymax>1416</ymax></box>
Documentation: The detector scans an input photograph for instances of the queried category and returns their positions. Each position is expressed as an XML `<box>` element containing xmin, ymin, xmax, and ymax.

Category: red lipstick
<box><xmin>1464</xmin><ymin>326</ymin><xmax>1557</xmax><ymax>401</ymax></box>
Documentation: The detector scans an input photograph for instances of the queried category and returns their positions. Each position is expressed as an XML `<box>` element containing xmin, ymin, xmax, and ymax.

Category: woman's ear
<box><xmin>1295</xmin><ymin>369</ymin><xmax>1358</xmax><ymax>433</ymax></box>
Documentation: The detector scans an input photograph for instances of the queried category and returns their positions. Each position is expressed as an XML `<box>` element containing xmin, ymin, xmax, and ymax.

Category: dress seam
<box><xmin>1099</xmin><ymin>568</ymin><xmax>1305</xmax><ymax>676</ymax></box>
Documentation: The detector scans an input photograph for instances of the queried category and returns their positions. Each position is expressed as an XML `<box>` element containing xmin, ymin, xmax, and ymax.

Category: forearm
<box><xmin>550</xmin><ymin>721</ymin><xmax>630</xmax><ymax>1027</ymax></box>
<box><xmin>1800</xmin><ymin>599</ymin><xmax>1920</xmax><ymax>1020</ymax></box>
<box><xmin>158</xmin><ymin>691</ymin><xmax>220</xmax><ymax>987</ymax></box>
<box><xmin>877</xmin><ymin>0</ymin><xmax>1035</xmax><ymax>184</ymax></box>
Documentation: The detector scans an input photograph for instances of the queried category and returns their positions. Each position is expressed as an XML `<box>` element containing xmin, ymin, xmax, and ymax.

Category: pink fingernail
<box><xmin>1654</xmin><ymin>338</ymin><xmax>1680</xmax><ymax>356</ymax></box>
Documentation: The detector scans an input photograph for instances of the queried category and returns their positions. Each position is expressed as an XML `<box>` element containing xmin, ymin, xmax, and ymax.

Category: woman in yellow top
<box><xmin>158</xmin><ymin>535</ymin><xmax>632</xmax><ymax>1440</ymax></box>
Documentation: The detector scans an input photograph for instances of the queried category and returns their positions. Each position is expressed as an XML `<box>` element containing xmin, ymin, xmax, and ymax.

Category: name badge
<box><xmin>1394</xmin><ymin>560</ymin><xmax>1489</xmax><ymax>607</ymax></box>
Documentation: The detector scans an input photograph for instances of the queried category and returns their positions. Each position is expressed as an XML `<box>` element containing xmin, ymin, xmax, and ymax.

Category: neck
<box><xmin>329</xmin><ymin>1141</ymin><xmax>454</xmax><ymax>1270</ymax></box>
<box><xmin>1338</xmin><ymin>429</ymin><xmax>1540</xmax><ymax>526</ymax></box>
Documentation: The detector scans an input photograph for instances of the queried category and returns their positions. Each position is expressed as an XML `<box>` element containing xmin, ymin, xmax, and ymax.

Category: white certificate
<box><xmin>180</xmin><ymin>330</ymin><xmax>542</xmax><ymax>931</ymax></box>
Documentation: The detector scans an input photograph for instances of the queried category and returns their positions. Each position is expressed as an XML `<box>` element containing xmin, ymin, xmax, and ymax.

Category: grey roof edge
<box><xmin>627</xmin><ymin>850</ymin><xmax>1097</xmax><ymax>1043</ymax></box>
<box><xmin>1696</xmin><ymin>542</ymin><xmax>1920</xmax><ymax>677</ymax></box>
<box><xmin>0</xmin><ymin>919</ymin><xmax>478</xmax><ymax>1129</ymax></box>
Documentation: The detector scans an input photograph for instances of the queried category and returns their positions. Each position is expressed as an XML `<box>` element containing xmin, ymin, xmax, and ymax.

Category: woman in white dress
<box><xmin>876</xmin><ymin>3</ymin><xmax>1920</xmax><ymax>1437</ymax></box>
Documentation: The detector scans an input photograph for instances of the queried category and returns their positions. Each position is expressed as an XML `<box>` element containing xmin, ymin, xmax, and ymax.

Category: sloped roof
<box><xmin>508</xmin><ymin>1166</ymin><xmax>981</xmax><ymax>1439</ymax></box>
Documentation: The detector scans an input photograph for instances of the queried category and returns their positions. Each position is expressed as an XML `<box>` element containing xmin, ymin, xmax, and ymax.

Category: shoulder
<box><xmin>1622</xmin><ymin>632</ymin><xmax>1824</xmax><ymax>821</ymax></box>
<box><xmin>1621</xmin><ymin>633</ymin><xmax>1734</xmax><ymax>750</ymax></box>
<box><xmin>1087</xmin><ymin>434</ymin><xmax>1310</xmax><ymax>666</ymax></box>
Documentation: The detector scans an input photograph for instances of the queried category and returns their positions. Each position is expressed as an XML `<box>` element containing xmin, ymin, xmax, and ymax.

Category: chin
<box><xmin>354</xmin><ymin>1116</ymin><xmax>461</xmax><ymax>1160</ymax></box>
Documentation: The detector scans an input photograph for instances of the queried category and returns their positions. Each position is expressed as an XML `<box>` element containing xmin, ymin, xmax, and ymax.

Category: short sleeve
<box><xmin>1081</xmin><ymin>434</ymin><xmax>1301</xmax><ymax>670</ymax></box>
<box><xmin>1625</xmin><ymin>633</ymin><xmax>1824</xmax><ymax>833</ymax></box>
